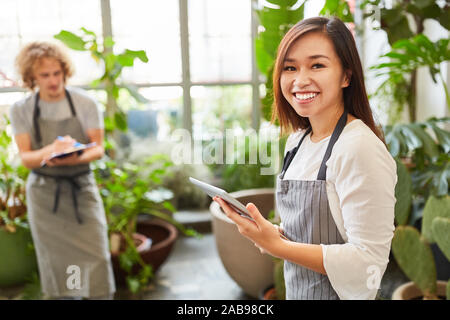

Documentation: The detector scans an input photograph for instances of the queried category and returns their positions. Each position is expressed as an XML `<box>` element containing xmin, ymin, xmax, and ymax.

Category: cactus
<box><xmin>392</xmin><ymin>226</ymin><xmax>437</xmax><ymax>298</ymax></box>
<box><xmin>421</xmin><ymin>195</ymin><xmax>450</xmax><ymax>243</ymax></box>
<box><xmin>273</xmin><ymin>258</ymin><xmax>285</xmax><ymax>300</ymax></box>
<box><xmin>431</xmin><ymin>217</ymin><xmax>450</xmax><ymax>261</ymax></box>
<box><xmin>394</xmin><ymin>158</ymin><xmax>413</xmax><ymax>225</ymax></box>
<box><xmin>447</xmin><ymin>280</ymin><xmax>450</xmax><ymax>300</ymax></box>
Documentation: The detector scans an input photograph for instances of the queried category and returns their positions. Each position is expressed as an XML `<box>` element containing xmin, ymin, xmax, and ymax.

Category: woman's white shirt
<box><xmin>282</xmin><ymin>119</ymin><xmax>397</xmax><ymax>300</ymax></box>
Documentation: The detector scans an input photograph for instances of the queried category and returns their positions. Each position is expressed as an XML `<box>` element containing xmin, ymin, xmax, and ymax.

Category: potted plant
<box><xmin>386</xmin><ymin>116</ymin><xmax>450</xmax><ymax>280</ymax></box>
<box><xmin>391</xmin><ymin>195</ymin><xmax>449</xmax><ymax>300</ymax></box>
<box><xmin>0</xmin><ymin>116</ymin><xmax>38</xmax><ymax>288</ymax></box>
<box><xmin>93</xmin><ymin>154</ymin><xmax>201</xmax><ymax>294</ymax></box>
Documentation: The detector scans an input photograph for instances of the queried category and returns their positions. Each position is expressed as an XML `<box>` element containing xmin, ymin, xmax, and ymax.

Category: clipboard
<box><xmin>40</xmin><ymin>142</ymin><xmax>97</xmax><ymax>167</ymax></box>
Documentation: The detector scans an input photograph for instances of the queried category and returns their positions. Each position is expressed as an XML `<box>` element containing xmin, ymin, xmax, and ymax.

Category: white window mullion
<box><xmin>179</xmin><ymin>0</ymin><xmax>192</xmax><ymax>134</ymax></box>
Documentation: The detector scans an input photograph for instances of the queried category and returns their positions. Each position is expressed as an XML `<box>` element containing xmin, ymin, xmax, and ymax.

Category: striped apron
<box><xmin>276</xmin><ymin>110</ymin><xmax>348</xmax><ymax>300</ymax></box>
<box><xmin>26</xmin><ymin>89</ymin><xmax>115</xmax><ymax>298</ymax></box>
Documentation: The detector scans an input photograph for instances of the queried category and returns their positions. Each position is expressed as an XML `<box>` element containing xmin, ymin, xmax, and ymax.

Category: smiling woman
<box><xmin>214</xmin><ymin>17</ymin><xmax>397</xmax><ymax>300</ymax></box>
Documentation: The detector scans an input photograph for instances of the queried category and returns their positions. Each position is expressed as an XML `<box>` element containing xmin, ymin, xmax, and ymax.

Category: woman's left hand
<box><xmin>213</xmin><ymin>196</ymin><xmax>283</xmax><ymax>257</ymax></box>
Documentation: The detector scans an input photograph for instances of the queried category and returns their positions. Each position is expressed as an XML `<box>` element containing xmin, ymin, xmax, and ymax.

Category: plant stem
<box><xmin>409</xmin><ymin>69</ymin><xmax>417</xmax><ymax>123</ymax></box>
<box><xmin>438</xmin><ymin>71</ymin><xmax>450</xmax><ymax>113</ymax></box>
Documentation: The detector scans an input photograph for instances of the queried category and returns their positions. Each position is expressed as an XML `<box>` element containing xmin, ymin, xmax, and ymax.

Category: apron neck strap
<box><xmin>280</xmin><ymin>127</ymin><xmax>312</xmax><ymax>179</ymax></box>
<box><xmin>316</xmin><ymin>110</ymin><xmax>348</xmax><ymax>181</ymax></box>
<box><xmin>33</xmin><ymin>88</ymin><xmax>77</xmax><ymax>146</ymax></box>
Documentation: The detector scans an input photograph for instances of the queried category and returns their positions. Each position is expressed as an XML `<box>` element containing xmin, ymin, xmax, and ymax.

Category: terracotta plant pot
<box><xmin>110</xmin><ymin>219</ymin><xmax>178</xmax><ymax>287</ymax></box>
<box><xmin>259</xmin><ymin>285</ymin><xmax>277</xmax><ymax>300</ymax></box>
<box><xmin>210</xmin><ymin>188</ymin><xmax>275</xmax><ymax>298</ymax></box>
<box><xmin>391</xmin><ymin>281</ymin><xmax>448</xmax><ymax>300</ymax></box>
<box><xmin>136</xmin><ymin>219</ymin><xmax>178</xmax><ymax>272</ymax></box>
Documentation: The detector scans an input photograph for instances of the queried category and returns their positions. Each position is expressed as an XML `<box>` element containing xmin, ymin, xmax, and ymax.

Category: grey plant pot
<box><xmin>209</xmin><ymin>188</ymin><xmax>275</xmax><ymax>298</ymax></box>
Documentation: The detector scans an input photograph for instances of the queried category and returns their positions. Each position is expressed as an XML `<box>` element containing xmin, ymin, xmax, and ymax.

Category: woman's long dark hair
<box><xmin>271</xmin><ymin>16</ymin><xmax>385</xmax><ymax>144</ymax></box>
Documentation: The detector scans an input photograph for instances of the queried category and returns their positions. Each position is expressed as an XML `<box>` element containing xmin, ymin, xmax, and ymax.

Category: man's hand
<box><xmin>51</xmin><ymin>135</ymin><xmax>75</xmax><ymax>153</ymax></box>
<box><xmin>45</xmin><ymin>152</ymin><xmax>80</xmax><ymax>167</ymax></box>
<box><xmin>43</xmin><ymin>135</ymin><xmax>79</xmax><ymax>167</ymax></box>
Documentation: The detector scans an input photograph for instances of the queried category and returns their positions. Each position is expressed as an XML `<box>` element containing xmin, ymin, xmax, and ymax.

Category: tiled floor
<box><xmin>136</xmin><ymin>233</ymin><xmax>253</xmax><ymax>300</ymax></box>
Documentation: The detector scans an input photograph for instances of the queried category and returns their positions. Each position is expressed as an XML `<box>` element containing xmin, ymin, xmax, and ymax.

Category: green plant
<box><xmin>161</xmin><ymin>164</ymin><xmax>211</xmax><ymax>210</ymax></box>
<box><xmin>370</xmin><ymin>34</ymin><xmax>450</xmax><ymax>121</ymax></box>
<box><xmin>210</xmin><ymin>135</ymin><xmax>286</xmax><ymax>193</ymax></box>
<box><xmin>267</xmin><ymin>209</ymin><xmax>285</xmax><ymax>300</ymax></box>
<box><xmin>255</xmin><ymin>0</ymin><xmax>305</xmax><ymax>122</ymax></box>
<box><xmin>388</xmin><ymin>116</ymin><xmax>449</xmax><ymax>299</ymax></box>
<box><xmin>0</xmin><ymin>116</ymin><xmax>30</xmax><ymax>233</ymax></box>
<box><xmin>93</xmin><ymin>154</ymin><xmax>201</xmax><ymax>293</ymax></box>
<box><xmin>392</xmin><ymin>195</ymin><xmax>450</xmax><ymax>300</ymax></box>
<box><xmin>54</xmin><ymin>27</ymin><xmax>149</xmax><ymax>149</ymax></box>
<box><xmin>386</xmin><ymin>117</ymin><xmax>449</xmax><ymax>226</ymax></box>
<box><xmin>362</xmin><ymin>0</ymin><xmax>449</xmax><ymax>122</ymax></box>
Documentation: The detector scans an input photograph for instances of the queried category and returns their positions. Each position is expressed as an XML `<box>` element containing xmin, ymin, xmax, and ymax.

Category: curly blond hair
<box><xmin>15</xmin><ymin>41</ymin><xmax>75</xmax><ymax>90</ymax></box>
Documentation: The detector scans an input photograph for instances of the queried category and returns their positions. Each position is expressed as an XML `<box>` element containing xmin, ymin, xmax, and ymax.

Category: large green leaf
<box><xmin>422</xmin><ymin>195</ymin><xmax>450</xmax><ymax>243</ymax></box>
<box><xmin>408</xmin><ymin>123</ymin><xmax>440</xmax><ymax>159</ymax></box>
<box><xmin>255</xmin><ymin>38</ymin><xmax>274</xmax><ymax>75</ymax></box>
<box><xmin>394</xmin><ymin>159</ymin><xmax>413</xmax><ymax>226</ymax></box>
<box><xmin>431</xmin><ymin>217</ymin><xmax>450</xmax><ymax>261</ymax></box>
<box><xmin>392</xmin><ymin>226</ymin><xmax>436</xmax><ymax>297</ymax></box>
<box><xmin>124</xmin><ymin>49</ymin><xmax>149</xmax><ymax>63</ymax></box>
<box><xmin>54</xmin><ymin>30</ymin><xmax>87</xmax><ymax>51</ymax></box>
<box><xmin>114</xmin><ymin>111</ymin><xmax>128</xmax><ymax>132</ymax></box>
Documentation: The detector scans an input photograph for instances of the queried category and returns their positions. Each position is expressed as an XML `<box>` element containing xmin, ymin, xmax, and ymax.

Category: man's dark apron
<box><xmin>276</xmin><ymin>111</ymin><xmax>348</xmax><ymax>300</ymax></box>
<box><xmin>26</xmin><ymin>89</ymin><xmax>115</xmax><ymax>298</ymax></box>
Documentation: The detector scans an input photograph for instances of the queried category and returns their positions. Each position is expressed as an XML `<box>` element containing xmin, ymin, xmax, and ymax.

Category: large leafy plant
<box><xmin>388</xmin><ymin>117</ymin><xmax>450</xmax><ymax>299</ymax></box>
<box><xmin>362</xmin><ymin>0</ymin><xmax>449</xmax><ymax>122</ymax></box>
<box><xmin>93</xmin><ymin>154</ymin><xmax>200</xmax><ymax>293</ymax></box>
<box><xmin>0</xmin><ymin>116</ymin><xmax>29</xmax><ymax>233</ymax></box>
<box><xmin>392</xmin><ymin>195</ymin><xmax>450</xmax><ymax>300</ymax></box>
<box><xmin>386</xmin><ymin>117</ymin><xmax>449</xmax><ymax>227</ymax></box>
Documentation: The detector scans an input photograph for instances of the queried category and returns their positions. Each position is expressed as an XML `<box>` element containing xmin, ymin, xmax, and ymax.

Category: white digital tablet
<box><xmin>189</xmin><ymin>177</ymin><xmax>253</xmax><ymax>221</ymax></box>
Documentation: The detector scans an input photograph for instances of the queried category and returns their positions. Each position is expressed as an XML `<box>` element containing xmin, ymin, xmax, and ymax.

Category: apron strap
<box><xmin>33</xmin><ymin>89</ymin><xmax>77</xmax><ymax>146</ymax></box>
<box><xmin>280</xmin><ymin>127</ymin><xmax>312</xmax><ymax>179</ymax></box>
<box><xmin>316</xmin><ymin>110</ymin><xmax>348</xmax><ymax>181</ymax></box>
<box><xmin>32</xmin><ymin>170</ymin><xmax>91</xmax><ymax>225</ymax></box>
<box><xmin>33</xmin><ymin>93</ymin><xmax>42</xmax><ymax>146</ymax></box>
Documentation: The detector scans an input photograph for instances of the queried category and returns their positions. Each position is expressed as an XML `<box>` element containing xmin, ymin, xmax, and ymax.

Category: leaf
<box><xmin>104</xmin><ymin>36</ymin><xmax>115</xmax><ymax>48</ymax></box>
<box><xmin>394</xmin><ymin>159</ymin><xmax>413</xmax><ymax>225</ymax></box>
<box><xmin>392</xmin><ymin>226</ymin><xmax>437</xmax><ymax>297</ymax></box>
<box><xmin>400</xmin><ymin>125</ymin><xmax>423</xmax><ymax>150</ymax></box>
<box><xmin>431</xmin><ymin>217</ymin><xmax>450</xmax><ymax>261</ymax></box>
<box><xmin>421</xmin><ymin>195</ymin><xmax>450</xmax><ymax>243</ymax></box>
<box><xmin>124</xmin><ymin>49</ymin><xmax>149</xmax><ymax>63</ymax></box>
<box><xmin>114</xmin><ymin>111</ymin><xmax>128</xmax><ymax>131</ymax></box>
<box><xmin>255</xmin><ymin>38</ymin><xmax>274</xmax><ymax>75</ymax></box>
<box><xmin>121</xmin><ymin>84</ymin><xmax>149</xmax><ymax>104</ymax></box>
<box><xmin>427</xmin><ymin>122</ymin><xmax>450</xmax><ymax>153</ymax></box>
<box><xmin>408</xmin><ymin>123</ymin><xmax>440</xmax><ymax>159</ymax></box>
<box><xmin>126</xmin><ymin>276</ymin><xmax>140</xmax><ymax>294</ymax></box>
<box><xmin>54</xmin><ymin>30</ymin><xmax>86</xmax><ymax>51</ymax></box>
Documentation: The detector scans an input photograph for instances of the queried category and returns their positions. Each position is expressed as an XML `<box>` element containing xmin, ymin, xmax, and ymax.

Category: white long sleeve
<box><xmin>283</xmin><ymin>119</ymin><xmax>397</xmax><ymax>300</ymax></box>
